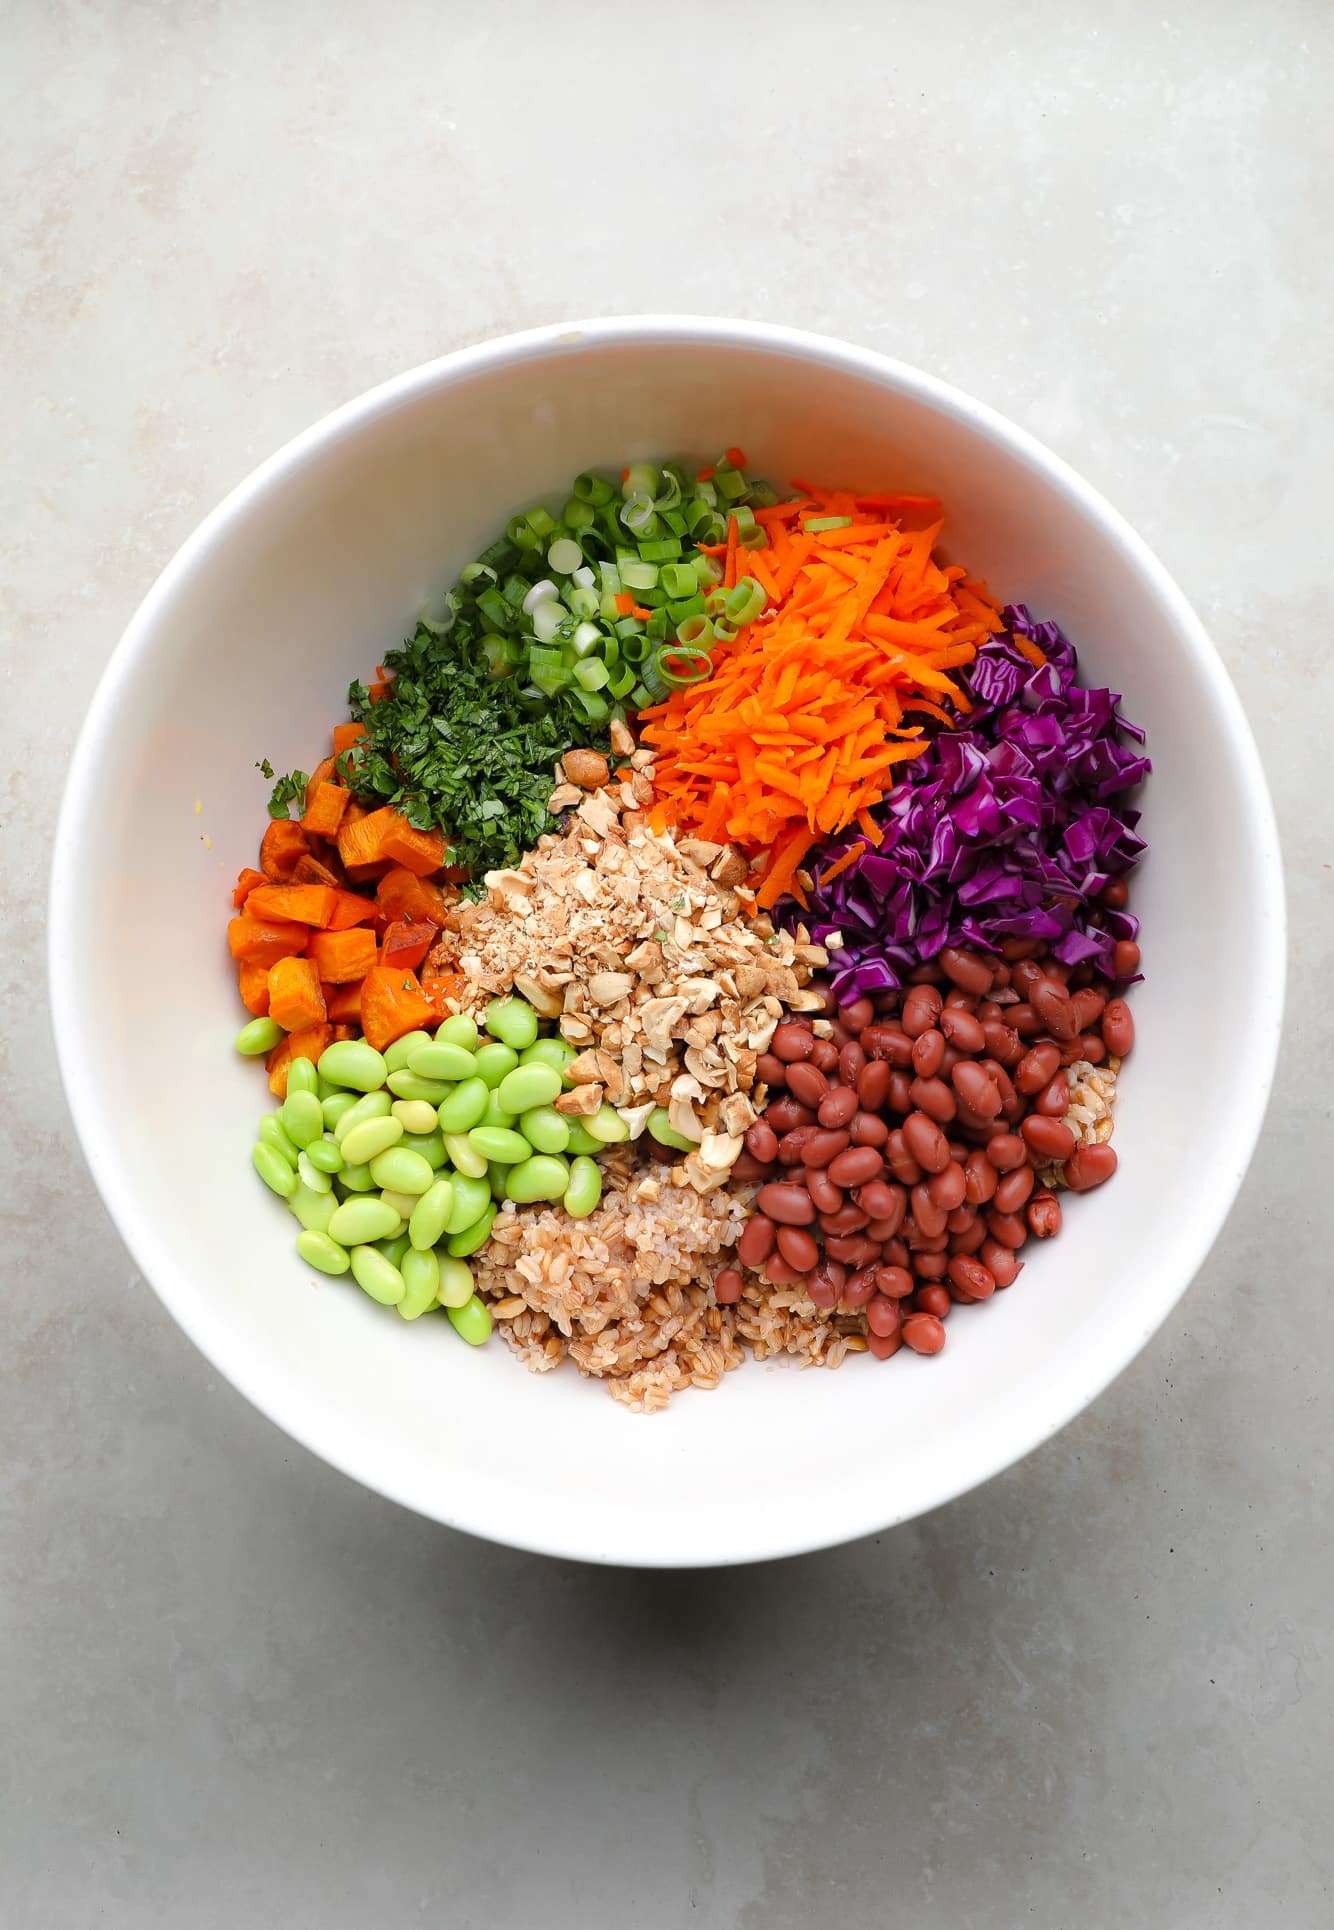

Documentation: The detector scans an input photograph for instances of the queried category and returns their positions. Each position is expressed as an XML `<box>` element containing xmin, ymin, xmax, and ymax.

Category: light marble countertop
<box><xmin>4</xmin><ymin>4</ymin><xmax>1330</xmax><ymax>1924</ymax></box>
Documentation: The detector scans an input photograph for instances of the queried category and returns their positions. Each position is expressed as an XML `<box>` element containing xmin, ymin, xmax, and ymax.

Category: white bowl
<box><xmin>50</xmin><ymin>318</ymin><xmax>1284</xmax><ymax>1566</ymax></box>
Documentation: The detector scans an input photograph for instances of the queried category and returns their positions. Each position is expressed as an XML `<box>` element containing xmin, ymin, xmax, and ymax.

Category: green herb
<box><xmin>265</xmin><ymin>768</ymin><xmax>309</xmax><ymax>819</ymax></box>
<box><xmin>255</xmin><ymin>758</ymin><xmax>275</xmax><ymax>779</ymax></box>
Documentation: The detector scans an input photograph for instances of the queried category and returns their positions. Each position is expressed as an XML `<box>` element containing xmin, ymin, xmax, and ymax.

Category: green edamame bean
<box><xmin>321</xmin><ymin>1090</ymin><xmax>359</xmax><ymax>1130</ymax></box>
<box><xmin>647</xmin><ymin>1106</ymin><xmax>695</xmax><ymax>1153</ymax></box>
<box><xmin>383</xmin><ymin>1029</ymin><xmax>434</xmax><ymax>1073</ymax></box>
<box><xmin>481</xmin><ymin>1090</ymin><xmax>517</xmax><ymax>1130</ymax></box>
<box><xmin>303</xmin><ymin>1134</ymin><xmax>344</xmax><ymax>1175</ymax></box>
<box><xmin>467</xmin><ymin>1126</ymin><xmax>531</xmax><ymax>1165</ymax></box>
<box><xmin>391</xmin><ymin>1098</ymin><xmax>438</xmax><ymax>1134</ymax></box>
<box><xmin>562</xmin><ymin>1154</ymin><xmax>602</xmax><ymax>1219</ymax></box>
<box><xmin>519</xmin><ymin>1037</ymin><xmax>577</xmax><ymax>1084</ymax></box>
<box><xmin>583</xmin><ymin>1103</ymin><xmax>631</xmax><ymax>1144</ymax></box>
<box><xmin>369</xmin><ymin>1146</ymin><xmax>436</xmax><ymax>1195</ymax></box>
<box><xmin>286</xmin><ymin>1056</ymin><xmax>321</xmax><ymax>1099</ymax></box>
<box><xmin>317</xmin><ymin>1075</ymin><xmax>340</xmax><ymax>1101</ymax></box>
<box><xmin>445</xmin><ymin>1173</ymin><xmax>492</xmax><ymax>1236</ymax></box>
<box><xmin>327</xmin><ymin>1196</ymin><xmax>403</xmax><ymax>1246</ymax></box>
<box><xmin>340</xmin><ymin>1115</ymin><xmax>405</xmax><ymax>1165</ymax></box>
<box><xmin>398</xmin><ymin>1247</ymin><xmax>439</xmax><ymax>1320</ymax></box>
<box><xmin>504</xmin><ymin>1154</ymin><xmax>571</xmax><ymax>1204</ymax></box>
<box><xmin>472</xmin><ymin>1041</ymin><xmax>520</xmax><ymax>1088</ymax></box>
<box><xmin>235</xmin><ymin>1016</ymin><xmax>284</xmax><ymax>1056</ymax></box>
<box><xmin>483</xmin><ymin>996</ymin><xmax>539</xmax><ymax>1051</ymax></box>
<box><xmin>379</xmin><ymin>1231</ymin><xmax>412</xmax><ymax>1269</ymax></box>
<box><xmin>281</xmin><ymin>1089</ymin><xmax>324</xmax><ymax>1149</ymax></box>
<box><xmin>318</xmin><ymin>1039</ymin><xmax>388</xmax><ymax>1092</ymax></box>
<box><xmin>446</xmin><ymin>1204</ymin><xmax>497</xmax><ymax>1257</ymax></box>
<box><xmin>519</xmin><ymin>1105</ymin><xmax>570</xmax><ymax>1155</ymax></box>
<box><xmin>287</xmin><ymin>1182</ymin><xmax>338</xmax><ymax>1234</ymax></box>
<box><xmin>409</xmin><ymin>1178</ymin><xmax>454</xmax><ymax>1250</ymax></box>
<box><xmin>563</xmin><ymin>1118</ymin><xmax>603</xmax><ymax>1156</ymax></box>
<box><xmin>295</xmin><ymin>1230</ymin><xmax>351</xmax><ymax>1275</ymax></box>
<box><xmin>496</xmin><ymin>1062</ymin><xmax>563</xmax><ymax>1115</ymax></box>
<box><xmin>296</xmin><ymin>1151</ymin><xmax>332</xmax><ymax>1194</ymax></box>
<box><xmin>253</xmin><ymin>1142</ymin><xmax>298</xmax><ymax>1197</ymax></box>
<box><xmin>385</xmin><ymin>1069</ymin><xmax>453</xmax><ymax>1103</ymax></box>
<box><xmin>336</xmin><ymin>1160</ymin><xmax>376</xmax><ymax>1194</ymax></box>
<box><xmin>436</xmin><ymin>1014</ymin><xmax>479</xmax><ymax>1051</ymax></box>
<box><xmin>332</xmin><ymin>1089</ymin><xmax>392</xmax><ymax>1144</ymax></box>
<box><xmin>488</xmin><ymin>1164</ymin><xmax>509</xmax><ymax>1202</ymax></box>
<box><xmin>259</xmin><ymin>1114</ymin><xmax>300</xmax><ymax>1166</ymax></box>
<box><xmin>350</xmin><ymin>1245</ymin><xmax>405</xmax><ymax>1306</ymax></box>
<box><xmin>378</xmin><ymin>1189</ymin><xmax>420</xmax><ymax>1222</ymax></box>
<box><xmin>443</xmin><ymin>1132</ymin><xmax>488</xmax><ymax>1178</ymax></box>
<box><xmin>435</xmin><ymin>1256</ymin><xmax>475</xmax><ymax>1309</ymax></box>
<box><xmin>436</xmin><ymin>1076</ymin><xmax>489</xmax><ymax>1134</ymax></box>
<box><xmin>447</xmin><ymin>1293</ymin><xmax>493</xmax><ymax>1345</ymax></box>
<box><xmin>400</xmin><ymin>1129</ymin><xmax>447</xmax><ymax>1170</ymax></box>
<box><xmin>408</xmin><ymin>1041</ymin><xmax>478</xmax><ymax>1082</ymax></box>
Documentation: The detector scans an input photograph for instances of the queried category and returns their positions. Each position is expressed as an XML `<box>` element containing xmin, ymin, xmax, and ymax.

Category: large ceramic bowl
<box><xmin>49</xmin><ymin>318</ymin><xmax>1284</xmax><ymax>1566</ymax></box>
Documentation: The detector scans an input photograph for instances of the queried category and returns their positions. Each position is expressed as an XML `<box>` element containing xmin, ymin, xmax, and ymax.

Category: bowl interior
<box><xmin>51</xmin><ymin>322</ymin><xmax>1282</xmax><ymax>1564</ymax></box>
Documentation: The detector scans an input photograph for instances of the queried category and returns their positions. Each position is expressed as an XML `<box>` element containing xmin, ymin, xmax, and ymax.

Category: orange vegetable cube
<box><xmin>323</xmin><ymin>980</ymin><xmax>365</xmax><ymax>1023</ymax></box>
<box><xmin>376</xmin><ymin>866</ymin><xmax>451</xmax><ymax>928</ymax></box>
<box><xmin>266</xmin><ymin>1024</ymin><xmax>332</xmax><ymax>1099</ymax></box>
<box><xmin>300</xmin><ymin>781</ymin><xmax>351</xmax><ymax>839</ymax></box>
<box><xmin>227</xmin><ymin>914</ymin><xmax>309</xmax><ymax>968</ymax></box>
<box><xmin>359</xmin><ymin>965</ymin><xmax>435</xmax><ymax>1051</ymax></box>
<box><xmin>237</xmin><ymin>959</ymin><xmax>271</xmax><ymax>1016</ymax></box>
<box><xmin>292</xmin><ymin>851</ymin><xmax>343</xmax><ymax>889</ymax></box>
<box><xmin>244</xmin><ymin>883</ymin><xmax>339</xmax><ymax>928</ymax></box>
<box><xmin>267</xmin><ymin>955</ymin><xmax>328</xmax><ymax>1031</ymax></box>
<box><xmin>232</xmin><ymin>867</ymin><xmax>267</xmax><ymax>909</ymax></box>
<box><xmin>325</xmin><ymin>888</ymin><xmax>379</xmax><ymax>931</ymax></box>
<box><xmin>379</xmin><ymin>814</ymin><xmax>448</xmax><ymax>878</ymax></box>
<box><xmin>379</xmin><ymin>919</ymin><xmax>433</xmax><ymax>973</ymax></box>
<box><xmin>333</xmin><ymin>720</ymin><xmax>367</xmax><ymax>754</ymax></box>
<box><xmin>304</xmin><ymin>757</ymin><xmax>338</xmax><ymax>810</ymax></box>
<box><xmin>307</xmin><ymin>926</ymin><xmax>377</xmax><ymax>982</ymax></box>
<box><xmin>259</xmin><ymin>819</ymin><xmax>311</xmax><ymax>881</ymax></box>
<box><xmin>336</xmin><ymin>805</ymin><xmax>395</xmax><ymax>870</ymax></box>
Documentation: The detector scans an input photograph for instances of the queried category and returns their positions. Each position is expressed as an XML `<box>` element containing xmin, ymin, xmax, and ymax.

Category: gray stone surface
<box><xmin>3</xmin><ymin>3</ymin><xmax>1330</xmax><ymax>1923</ymax></box>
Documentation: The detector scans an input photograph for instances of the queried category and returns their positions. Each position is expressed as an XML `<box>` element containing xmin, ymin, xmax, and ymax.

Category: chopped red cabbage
<box><xmin>787</xmin><ymin>606</ymin><xmax>1148</xmax><ymax>998</ymax></box>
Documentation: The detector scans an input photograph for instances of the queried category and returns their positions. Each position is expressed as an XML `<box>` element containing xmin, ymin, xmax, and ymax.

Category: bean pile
<box><xmin>723</xmin><ymin>937</ymin><xmax>1136</xmax><ymax>1360</ymax></box>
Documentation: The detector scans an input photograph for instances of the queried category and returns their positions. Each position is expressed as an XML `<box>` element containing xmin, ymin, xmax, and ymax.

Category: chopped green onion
<box><xmin>654</xmin><ymin>643</ymin><xmax>713</xmax><ymax>688</ymax></box>
<box><xmin>574</xmin><ymin>471</ymin><xmax>615</xmax><ymax>506</ymax></box>
<box><xmin>675</xmin><ymin>614</ymin><xmax>715</xmax><ymax>648</ymax></box>
<box><xmin>501</xmin><ymin>572</ymin><xmax>532</xmax><ymax>610</ymax></box>
<box><xmin>667</xmin><ymin>593</ymin><xmax>707</xmax><ymax>625</ymax></box>
<box><xmin>459</xmin><ymin>562</ymin><xmax>497</xmax><ymax>587</ymax></box>
<box><xmin>527</xmin><ymin>507</ymin><xmax>559</xmax><ymax>539</ymax></box>
<box><xmin>477</xmin><ymin>537</ymin><xmax>516</xmax><ymax>571</ymax></box>
<box><xmin>608</xmin><ymin>664</ymin><xmax>637</xmax><ymax>699</ymax></box>
<box><xmin>598</xmin><ymin>561</ymin><xmax>622</xmax><ymax>592</ymax></box>
<box><xmin>624</xmin><ymin>461</ymin><xmax>660</xmax><ymax>499</ymax></box>
<box><xmin>715</xmin><ymin>468</ymin><xmax>747</xmax><ymax>502</ymax></box>
<box><xmin>570</xmin><ymin>620</ymin><xmax>604</xmax><ymax>657</ymax></box>
<box><xmin>620</xmin><ymin>559</ymin><xmax>659</xmax><ymax>593</ymax></box>
<box><xmin>726</xmin><ymin>578</ymin><xmax>767</xmax><ymax>626</ymax></box>
<box><xmin>660</xmin><ymin>562</ymin><xmax>698</xmax><ymax>599</ymax></box>
<box><xmin>574</xmin><ymin>659</ymin><xmax>610</xmax><ymax>690</ymax></box>
<box><xmin>477</xmin><ymin>586</ymin><xmax>514</xmax><ymax>631</ymax></box>
<box><xmin>804</xmin><ymin>514</ymin><xmax>853</xmax><ymax>531</ymax></box>
<box><xmin>572</xmin><ymin>686</ymin><xmax>609</xmax><ymax>720</ymax></box>
<box><xmin>748</xmin><ymin>480</ymin><xmax>781</xmax><ymax>508</ymax></box>
<box><xmin>547</xmin><ymin>536</ymin><xmax>583</xmax><ymax>575</ymax></box>
<box><xmin>646</xmin><ymin>609</ymin><xmax>670</xmax><ymax>642</ymax></box>
<box><xmin>562</xmin><ymin>498</ymin><xmax>597</xmax><ymax>533</ymax></box>
<box><xmin>481</xmin><ymin>634</ymin><xmax>517</xmax><ymax>678</ymax></box>
<box><xmin>507</xmin><ymin>514</ymin><xmax>542</xmax><ymax>551</ymax></box>
<box><xmin>567</xmin><ymin>584</ymin><xmax>600</xmax><ymax>620</ymax></box>
<box><xmin>639</xmin><ymin>536</ymin><xmax>682</xmax><ymax>562</ymax></box>
<box><xmin>619</xmin><ymin>493</ymin><xmax>655</xmax><ymax>535</ymax></box>
<box><xmin>531</xmin><ymin>600</ymin><xmax>565</xmax><ymax>644</ymax></box>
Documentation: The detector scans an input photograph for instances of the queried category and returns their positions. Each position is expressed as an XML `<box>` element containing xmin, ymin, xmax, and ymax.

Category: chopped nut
<box><xmin>563</xmin><ymin>748</ymin><xmax>611</xmax><ymax>789</ymax></box>
<box><xmin>587</xmin><ymin>971</ymin><xmax>633</xmax><ymax>1006</ymax></box>
<box><xmin>512</xmin><ymin>974</ymin><xmax>564</xmax><ymax>1017</ymax></box>
<box><xmin>609</xmin><ymin>717</ymin><xmax>636</xmax><ymax>758</ymax></box>
<box><xmin>709</xmin><ymin>846</ymin><xmax>749</xmax><ymax>887</ymax></box>
<box><xmin>554</xmin><ymin>1083</ymin><xmax>603</xmax><ymax>1116</ymax></box>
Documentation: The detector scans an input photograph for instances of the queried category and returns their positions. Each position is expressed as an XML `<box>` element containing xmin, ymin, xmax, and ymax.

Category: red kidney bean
<box><xmin>737</xmin><ymin>1215</ymin><xmax>776</xmax><ymax>1267</ymax></box>
<box><xmin>980</xmin><ymin>1239</ymin><xmax>1022</xmax><ymax>1286</ymax></box>
<box><xmin>1102</xmin><ymin>997</ymin><xmax>1134</xmax><ymax>1056</ymax></box>
<box><xmin>910</xmin><ymin>1184</ymin><xmax>948</xmax><ymax>1238</ymax></box>
<box><xmin>856</xmin><ymin>1178</ymin><xmax>901</xmax><ymax>1222</ymax></box>
<box><xmin>939</xmin><ymin>945</ymin><xmax>994</xmax><ymax>995</ymax></box>
<box><xmin>829</xmin><ymin>1022</ymin><xmax>852</xmax><ymax>1048</ymax></box>
<box><xmin>841</xmin><ymin>997</ymin><xmax>875</xmax><ymax>1035</ymax></box>
<box><xmin>986</xmin><ymin>1132</ymin><xmax>1027</xmax><ymax>1173</ymax></box>
<box><xmin>885</xmin><ymin>1130</ymin><xmax>924</xmax><ymax>1187</ymax></box>
<box><xmin>951</xmin><ymin>1060</ymin><xmax>1002</xmax><ymax>1120</ymax></box>
<box><xmin>757</xmin><ymin>1182</ymin><xmax>815</xmax><ymax>1226</ymax></box>
<box><xmin>755</xmin><ymin>1053</ymin><xmax>788</xmax><ymax>1089</ymax></box>
<box><xmin>1035</xmin><ymin>1073</ymin><xmax>1070</xmax><ymax>1118</ymax></box>
<box><xmin>910</xmin><ymin>1075</ymin><xmax>957</xmax><ymax>1124</ymax></box>
<box><xmin>884</xmin><ymin>1238</ymin><xmax>910</xmax><ymax>1270</ymax></box>
<box><xmin>908</xmin><ymin>958</ymin><xmax>944</xmax><ymax>984</ymax></box>
<box><xmin>1032</xmin><ymin>978</ymin><xmax>1077</xmax><ymax>1041</ymax></box>
<box><xmin>1101</xmin><ymin>876</ymin><xmax>1129</xmax><ymax>908</ymax></box>
<box><xmin>994</xmin><ymin>1164</ymin><xmax>1035</xmax><ymax>1214</ymax></box>
<box><xmin>1021</xmin><ymin>1115</ymin><xmax>1077</xmax><ymax>1162</ymax></box>
<box><xmin>943</xmin><ymin>986</ymin><xmax>978</xmax><ymax>1012</ymax></box>
<box><xmin>1026</xmin><ymin>1191</ymin><xmax>1062</xmax><ymax>1237</ymax></box>
<box><xmin>888</xmin><ymin>1069</ymin><xmax>915</xmax><ymax>1114</ymax></box>
<box><xmin>1000</xmin><ymin>935</ymin><xmax>1041</xmax><ymax>962</ymax></box>
<box><xmin>981</xmin><ymin>1059</ymin><xmax>1019</xmax><ymax>1111</ymax></box>
<box><xmin>875</xmin><ymin>1264</ymin><xmax>914</xmax><ymax>1299</ymax></box>
<box><xmin>745</xmin><ymin>1120</ymin><xmax>779</xmax><ymax>1163</ymax></box>
<box><xmin>1015</xmin><ymin>1041</ymin><xmax>1061</xmax><ymax>1094</ymax></box>
<box><xmin>778</xmin><ymin>1127</ymin><xmax>817</xmax><ymax>1166</ymax></box>
<box><xmin>902</xmin><ymin>1313</ymin><xmax>945</xmax><ymax>1355</ymax></box>
<box><xmin>820</xmin><ymin>1204</ymin><xmax>870</xmax><ymax>1237</ymax></box>
<box><xmin>805</xmin><ymin>1167</ymin><xmax>843</xmax><ymax>1216</ymax></box>
<box><xmin>862</xmin><ymin>1024</ymin><xmax>913</xmax><ymax>1066</ymax></box>
<box><xmin>838</xmin><ymin>1041</ymin><xmax>868</xmax><ymax>1085</ymax></box>
<box><xmin>910</xmin><ymin>1028</ymin><xmax>945</xmax><ymax>1077</ymax></box>
<box><xmin>915</xmin><ymin>1283</ymin><xmax>952</xmax><ymax>1318</ymax></box>
<box><xmin>1114</xmin><ymin>939</ymin><xmax>1141</xmax><ymax>978</ymax></box>
<box><xmin>817</xmin><ymin>1086</ymin><xmax>858</xmax><ymax>1130</ymax></box>
<box><xmin>713</xmin><ymin>1266</ymin><xmax>743</xmax><ymax>1305</ymax></box>
<box><xmin>928</xmin><ymin>1161</ymin><xmax>967</xmax><ymax>1211</ymax></box>
<box><xmin>946</xmin><ymin>1201</ymin><xmax>976</xmax><ymax>1234</ymax></box>
<box><xmin>842</xmin><ymin>1266</ymin><xmax>877</xmax><ymax>1309</ymax></box>
<box><xmin>963</xmin><ymin>1148</ymin><xmax>999</xmax><ymax>1205</ymax></box>
<box><xmin>1069</xmin><ymin>987</ymin><xmax>1106</xmax><ymax>1031</ymax></box>
<box><xmin>766</xmin><ymin>1096</ymin><xmax>814</xmax><ymax>1135</ymax></box>
<box><xmin>808</xmin><ymin>1037</ymin><xmax>841</xmax><ymax>1074</ymax></box>
<box><xmin>1010</xmin><ymin>1002</ymin><xmax>1043</xmax><ymax>1037</ymax></box>
<box><xmin>764</xmin><ymin>1253</ymin><xmax>806</xmax><ymax>1286</ymax></box>
<box><xmin>1069</xmin><ymin>963</ymin><xmax>1093</xmax><ymax>990</ymax></box>
<box><xmin>902</xmin><ymin>1111</ymin><xmax>950</xmax><ymax>1174</ymax></box>
<box><xmin>867</xmin><ymin>1295</ymin><xmax>902</xmax><ymax>1337</ymax></box>
<box><xmin>801</xmin><ymin>1129</ymin><xmax>850</xmax><ymax>1170</ymax></box>
<box><xmin>913</xmin><ymin>1250</ymin><xmax>949</xmax><ymax>1282</ymax></box>
<box><xmin>1079</xmin><ymin>1035</ymin><xmax>1107</xmax><ymax>1065</ymax></box>
<box><xmin>777</xmin><ymin>1224</ymin><xmax>820</xmax><ymax>1272</ymax></box>
<box><xmin>826</xmin><ymin>1234</ymin><xmax>881</xmax><ymax>1268</ymax></box>
<box><xmin>986</xmin><ymin>1208</ymin><xmax>1029</xmax><ymax>1249</ymax></box>
<box><xmin>771</xmin><ymin>1021</ymin><xmax>815</xmax><ymax>1063</ymax></box>
<box><xmin>950</xmin><ymin>1216</ymin><xmax>988</xmax><ymax>1256</ymax></box>
<box><xmin>982</xmin><ymin>1020</ymin><xmax>1022</xmax><ymax>1067</ymax></box>
<box><xmin>1012</xmin><ymin>958</ymin><xmax>1047</xmax><ymax>998</ymax></box>
<box><xmin>1065</xmin><ymin>1143</ymin><xmax>1119</xmax><ymax>1190</ymax></box>
<box><xmin>992</xmin><ymin>963</ymin><xmax>1011</xmax><ymax>989</ymax></box>
<box><xmin>786</xmin><ymin>1062</ymin><xmax>830</xmax><ymax>1109</ymax></box>
<box><xmin>938</xmin><ymin>1045</ymin><xmax>962</xmax><ymax>1079</ymax></box>
<box><xmin>947</xmin><ymin>1138</ymin><xmax>969</xmax><ymax>1163</ymax></box>
<box><xmin>939</xmin><ymin>1007</ymin><xmax>986</xmax><ymax>1053</ymax></box>
<box><xmin>856</xmin><ymin>1059</ymin><xmax>891</xmax><ymax>1111</ymax></box>
<box><xmin>864</xmin><ymin>1216</ymin><xmax>899</xmax><ymax>1242</ymax></box>
<box><xmin>901</xmin><ymin>985</ymin><xmax>943</xmax><ymax>1039</ymax></box>
<box><xmin>808</xmin><ymin>1261</ymin><xmax>846</xmax><ymax>1309</ymax></box>
<box><xmin>868</xmin><ymin>1327</ymin><xmax>902</xmax><ymax>1360</ymax></box>
<box><xmin>729</xmin><ymin>1151</ymin><xmax>774</xmax><ymax>1183</ymax></box>
<box><xmin>948</xmin><ymin>1255</ymin><xmax>996</xmax><ymax>1300</ymax></box>
<box><xmin>1046</xmin><ymin>958</ymin><xmax>1072</xmax><ymax>985</ymax></box>
<box><xmin>976</xmin><ymin>1000</ymin><xmax>1003</xmax><ymax>1024</ymax></box>
<box><xmin>850</xmin><ymin>1112</ymin><xmax>889</xmax><ymax>1148</ymax></box>
<box><xmin>828</xmin><ymin>1145</ymin><xmax>884</xmax><ymax>1189</ymax></box>
<box><xmin>906</xmin><ymin>1220</ymin><xmax>949</xmax><ymax>1250</ymax></box>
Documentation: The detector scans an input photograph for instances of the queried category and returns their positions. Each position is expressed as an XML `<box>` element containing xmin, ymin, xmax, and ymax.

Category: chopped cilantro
<box><xmin>265</xmin><ymin>769</ymin><xmax>309</xmax><ymax>819</ymax></box>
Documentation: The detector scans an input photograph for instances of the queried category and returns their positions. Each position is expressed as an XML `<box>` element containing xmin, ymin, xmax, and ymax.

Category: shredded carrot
<box><xmin>1009</xmin><ymin>630</ymin><xmax>1049</xmax><ymax>670</ymax></box>
<box><xmin>639</xmin><ymin>485</ymin><xmax>989</xmax><ymax>907</ymax></box>
<box><xmin>697</xmin><ymin>465</ymin><xmax>715</xmax><ymax>482</ymax></box>
<box><xmin>815</xmin><ymin>840</ymin><xmax>867</xmax><ymax>887</ymax></box>
<box><xmin>631</xmin><ymin>604</ymin><xmax>652</xmax><ymax>621</ymax></box>
<box><xmin>725</xmin><ymin>446</ymin><xmax>746</xmax><ymax>468</ymax></box>
<box><xmin>613</xmin><ymin>591</ymin><xmax>634</xmax><ymax>616</ymax></box>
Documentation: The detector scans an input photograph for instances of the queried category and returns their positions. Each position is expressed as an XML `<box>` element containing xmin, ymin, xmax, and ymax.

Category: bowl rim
<box><xmin>49</xmin><ymin>314</ymin><xmax>1286</xmax><ymax>1565</ymax></box>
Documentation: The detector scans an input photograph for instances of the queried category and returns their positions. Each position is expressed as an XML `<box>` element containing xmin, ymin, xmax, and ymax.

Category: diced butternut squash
<box><xmin>376</xmin><ymin>866</ymin><xmax>452</xmax><ymax>927</ymax></box>
<box><xmin>307</xmin><ymin>926</ymin><xmax>377</xmax><ymax>983</ymax></box>
<box><xmin>259</xmin><ymin>819</ymin><xmax>310</xmax><ymax>881</ymax></box>
<box><xmin>232</xmin><ymin>867</ymin><xmax>267</xmax><ymax>909</ymax></box>
<box><xmin>333</xmin><ymin>720</ymin><xmax>367</xmax><ymax>753</ymax></box>
<box><xmin>330</xmin><ymin>1023</ymin><xmax>358</xmax><ymax>1043</ymax></box>
<box><xmin>379</xmin><ymin>919</ymin><xmax>433</xmax><ymax>973</ymax></box>
<box><xmin>237</xmin><ymin>958</ymin><xmax>271</xmax><ymax>1016</ymax></box>
<box><xmin>244</xmin><ymin>883</ymin><xmax>339</xmax><ymax>928</ymax></box>
<box><xmin>266</xmin><ymin>1023</ymin><xmax>333</xmax><ymax>1099</ymax></box>
<box><xmin>300</xmin><ymin>781</ymin><xmax>351</xmax><ymax>839</ymax></box>
<box><xmin>323</xmin><ymin>979</ymin><xmax>365</xmax><ymax>1023</ymax></box>
<box><xmin>228</xmin><ymin>913</ymin><xmax>309</xmax><ymax>967</ymax></box>
<box><xmin>379</xmin><ymin>815</ymin><xmax>448</xmax><ymax>878</ymax></box>
<box><xmin>336</xmin><ymin>805</ymin><xmax>396</xmax><ymax>871</ymax></box>
<box><xmin>359</xmin><ymin>965</ymin><xmax>435</xmax><ymax>1051</ymax></box>
<box><xmin>325</xmin><ymin>888</ymin><xmax>379</xmax><ymax>931</ymax></box>
<box><xmin>292</xmin><ymin>851</ymin><xmax>343</xmax><ymax>889</ymax></box>
<box><xmin>303</xmin><ymin>757</ymin><xmax>338</xmax><ymax>811</ymax></box>
<box><xmin>267</xmin><ymin>955</ymin><xmax>328</xmax><ymax>1031</ymax></box>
